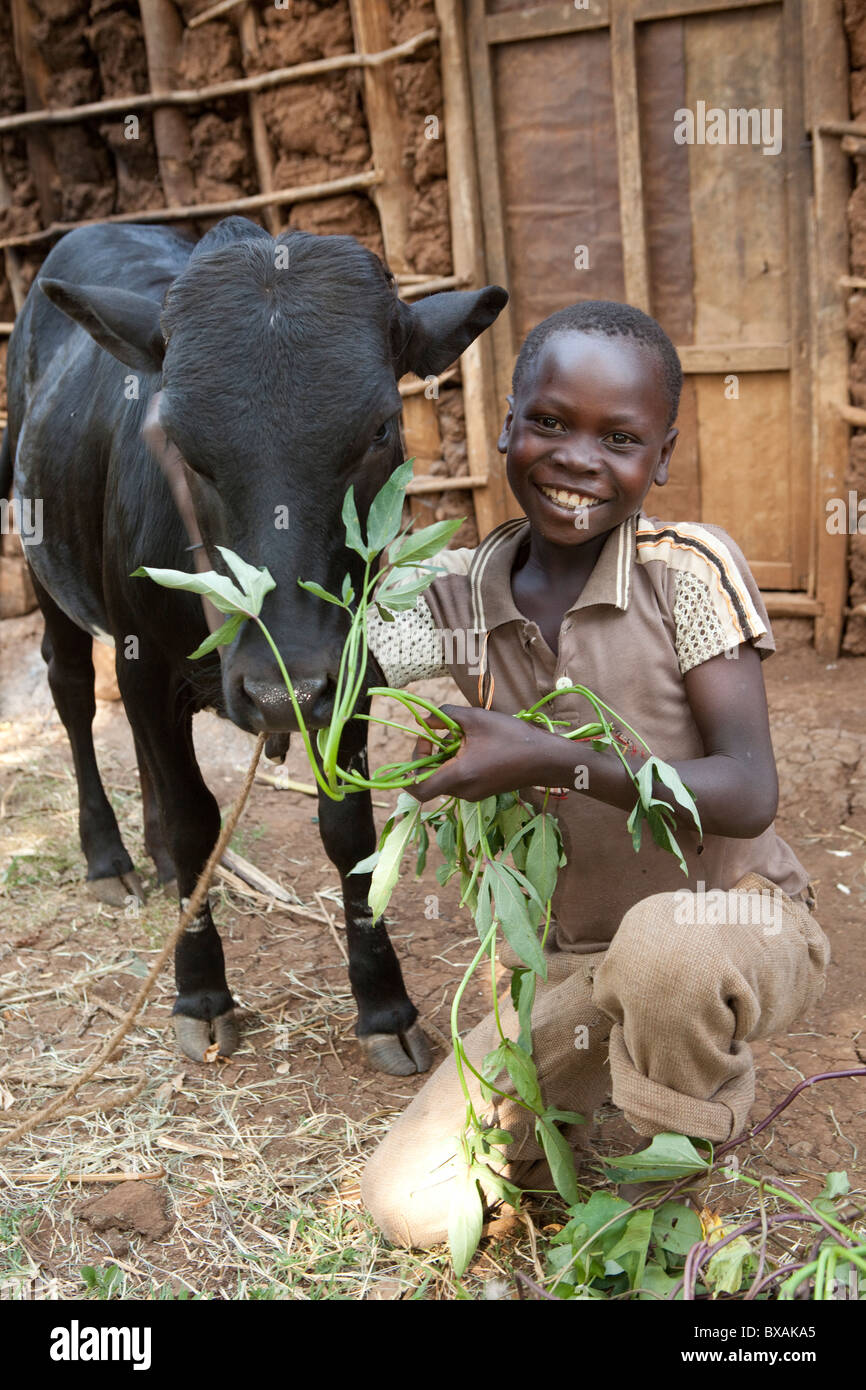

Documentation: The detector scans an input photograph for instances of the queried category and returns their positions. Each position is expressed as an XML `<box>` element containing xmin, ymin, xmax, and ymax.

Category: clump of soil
<box><xmin>78</xmin><ymin>1180</ymin><xmax>175</xmax><ymax>1242</ymax></box>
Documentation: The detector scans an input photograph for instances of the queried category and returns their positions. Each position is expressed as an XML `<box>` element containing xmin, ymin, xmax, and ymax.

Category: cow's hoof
<box><xmin>359</xmin><ymin>1022</ymin><xmax>433</xmax><ymax>1076</ymax></box>
<box><xmin>173</xmin><ymin>1010</ymin><xmax>240</xmax><ymax>1061</ymax></box>
<box><xmin>87</xmin><ymin>870</ymin><xmax>146</xmax><ymax>907</ymax></box>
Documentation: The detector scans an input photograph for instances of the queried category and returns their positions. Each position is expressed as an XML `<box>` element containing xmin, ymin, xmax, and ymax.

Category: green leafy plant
<box><xmin>135</xmin><ymin>459</ymin><xmax>705</xmax><ymax>1276</ymax></box>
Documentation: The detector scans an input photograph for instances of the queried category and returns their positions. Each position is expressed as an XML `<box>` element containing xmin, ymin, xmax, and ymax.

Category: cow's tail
<box><xmin>0</xmin><ymin>425</ymin><xmax>11</xmax><ymax>501</ymax></box>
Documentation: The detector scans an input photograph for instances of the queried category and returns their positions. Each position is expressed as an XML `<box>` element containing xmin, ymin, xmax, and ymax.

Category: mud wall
<box><xmin>0</xmin><ymin>0</ymin><xmax>476</xmax><ymax>548</ymax></box>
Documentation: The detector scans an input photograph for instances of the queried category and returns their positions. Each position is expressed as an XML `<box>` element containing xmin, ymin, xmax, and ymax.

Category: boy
<box><xmin>360</xmin><ymin>301</ymin><xmax>830</xmax><ymax>1249</ymax></box>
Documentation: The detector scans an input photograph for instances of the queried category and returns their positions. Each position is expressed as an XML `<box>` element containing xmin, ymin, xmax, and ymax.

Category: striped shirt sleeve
<box><xmin>637</xmin><ymin>519</ymin><xmax>774</xmax><ymax>675</ymax></box>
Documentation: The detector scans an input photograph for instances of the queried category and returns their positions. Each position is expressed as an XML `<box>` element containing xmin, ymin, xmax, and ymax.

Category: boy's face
<box><xmin>498</xmin><ymin>330</ymin><xmax>678</xmax><ymax>546</ymax></box>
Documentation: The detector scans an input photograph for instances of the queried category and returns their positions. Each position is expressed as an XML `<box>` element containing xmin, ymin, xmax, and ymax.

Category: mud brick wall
<box><xmin>845</xmin><ymin>0</ymin><xmax>866</xmax><ymax>653</ymax></box>
<box><xmin>0</xmin><ymin>0</ymin><xmax>476</xmax><ymax>546</ymax></box>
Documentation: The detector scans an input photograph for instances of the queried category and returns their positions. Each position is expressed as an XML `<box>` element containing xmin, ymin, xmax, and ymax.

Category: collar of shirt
<box><xmin>467</xmin><ymin>510</ymin><xmax>640</xmax><ymax>634</ymax></box>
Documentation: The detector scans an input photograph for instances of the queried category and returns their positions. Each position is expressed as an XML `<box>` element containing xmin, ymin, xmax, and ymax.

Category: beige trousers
<box><xmin>361</xmin><ymin>873</ymin><xmax>830</xmax><ymax>1249</ymax></box>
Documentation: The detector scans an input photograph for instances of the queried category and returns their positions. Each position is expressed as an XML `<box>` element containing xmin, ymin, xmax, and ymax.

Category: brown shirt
<box><xmin>367</xmin><ymin>510</ymin><xmax>810</xmax><ymax>953</ymax></box>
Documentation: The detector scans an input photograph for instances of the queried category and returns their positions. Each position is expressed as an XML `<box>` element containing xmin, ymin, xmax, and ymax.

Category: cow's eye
<box><xmin>372</xmin><ymin>421</ymin><xmax>390</xmax><ymax>445</ymax></box>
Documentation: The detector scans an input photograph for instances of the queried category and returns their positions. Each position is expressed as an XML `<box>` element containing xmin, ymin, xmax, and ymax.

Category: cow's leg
<box><xmin>316</xmin><ymin>722</ymin><xmax>432</xmax><ymax>1076</ymax></box>
<box><xmin>30</xmin><ymin>572</ymin><xmax>144</xmax><ymax>906</ymax></box>
<box><xmin>118</xmin><ymin>666</ymin><xmax>237</xmax><ymax>1060</ymax></box>
<box><xmin>132</xmin><ymin>733</ymin><xmax>177</xmax><ymax>888</ymax></box>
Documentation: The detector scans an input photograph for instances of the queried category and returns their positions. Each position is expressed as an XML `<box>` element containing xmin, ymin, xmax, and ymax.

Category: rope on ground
<box><xmin>0</xmin><ymin>733</ymin><xmax>266</xmax><ymax>1152</ymax></box>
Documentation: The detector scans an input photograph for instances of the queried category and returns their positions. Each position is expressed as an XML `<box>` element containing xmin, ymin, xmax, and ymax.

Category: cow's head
<box><xmin>40</xmin><ymin>220</ymin><xmax>508</xmax><ymax>731</ymax></box>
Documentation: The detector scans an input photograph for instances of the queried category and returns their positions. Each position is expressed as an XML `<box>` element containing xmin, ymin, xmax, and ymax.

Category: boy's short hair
<box><xmin>512</xmin><ymin>300</ymin><xmax>683</xmax><ymax>429</ymax></box>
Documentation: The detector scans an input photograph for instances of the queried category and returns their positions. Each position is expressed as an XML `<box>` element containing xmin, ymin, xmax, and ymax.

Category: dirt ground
<box><xmin>0</xmin><ymin>611</ymin><xmax>865</xmax><ymax>1299</ymax></box>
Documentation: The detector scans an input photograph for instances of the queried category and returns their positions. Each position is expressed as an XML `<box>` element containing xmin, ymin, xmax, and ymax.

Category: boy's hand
<box><xmin>409</xmin><ymin>705</ymin><xmax>563</xmax><ymax>803</ymax></box>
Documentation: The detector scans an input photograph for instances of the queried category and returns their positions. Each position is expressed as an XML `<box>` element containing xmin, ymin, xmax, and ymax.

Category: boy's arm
<box><xmin>410</xmin><ymin>643</ymin><xmax>778</xmax><ymax>840</ymax></box>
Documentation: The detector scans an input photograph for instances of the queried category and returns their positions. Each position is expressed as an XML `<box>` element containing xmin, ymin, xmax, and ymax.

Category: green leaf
<box><xmin>459</xmin><ymin>796</ymin><xmax>498</xmax><ymax>854</ymax></box>
<box><xmin>341</xmin><ymin>573</ymin><xmax>354</xmax><ymax>605</ymax></box>
<box><xmin>367</xmin><ymin>803</ymin><xmax>421</xmax><ymax>919</ymax></box>
<box><xmin>650</xmin><ymin>757</ymin><xmax>702</xmax><ymax>835</ymax></box>
<box><xmin>480</xmin><ymin>1129</ymin><xmax>512</xmax><ymax>1147</ymax></box>
<box><xmin>535</xmin><ymin>1117</ymin><xmax>580</xmax><ymax>1205</ymax></box>
<box><xmin>215</xmin><ymin>546</ymin><xmax>276</xmax><ymax>612</ymax></box>
<box><xmin>366</xmin><ymin>458</ymin><xmax>416</xmax><ymax>554</ymax></box>
<box><xmin>818</xmin><ymin>1171</ymin><xmax>850</xmax><ymax>1204</ymax></box>
<box><xmin>487</xmin><ymin>863</ymin><xmax>547</xmax><ymax>978</ymax></box>
<box><xmin>473</xmin><ymin>865</ymin><xmax>493</xmax><ymax>940</ymax></box>
<box><xmin>447</xmin><ymin>1169</ymin><xmax>484</xmax><ymax>1278</ymax></box>
<box><xmin>188</xmin><ymin>611</ymin><xmax>244</xmax><ymax>659</ymax></box>
<box><xmin>598</xmin><ymin>1133</ymin><xmax>711</xmax><ymax>1184</ymax></box>
<box><xmin>131</xmin><ymin>564</ymin><xmax>248</xmax><ymax>614</ymax></box>
<box><xmin>651</xmin><ymin>1201</ymin><xmax>703</xmax><ymax>1256</ymax></box>
<box><xmin>342</xmin><ymin>484</ymin><xmax>366</xmax><ymax>558</ymax></box>
<box><xmin>501</xmin><ymin>1039</ymin><xmax>543</xmax><ymax>1112</ymax></box>
<box><xmin>544</xmin><ymin>1107</ymin><xmax>585</xmax><ymax>1128</ymax></box>
<box><xmin>388</xmin><ymin>517</ymin><xmax>463</xmax><ymax>568</ymax></box>
<box><xmin>524</xmin><ymin>812</ymin><xmax>560</xmax><ymax>911</ymax></box>
<box><xmin>297</xmin><ymin>579</ymin><xmax>347</xmax><ymax>608</ymax></box>
<box><xmin>510</xmin><ymin>966</ymin><xmax>536</xmax><ymax>1055</ymax></box>
<box><xmin>348</xmin><ymin>850</ymin><xmax>379</xmax><ymax>876</ymax></box>
<box><xmin>638</xmin><ymin>1262</ymin><xmax>683</xmax><ymax>1301</ymax></box>
<box><xmin>607</xmin><ymin>1209</ymin><xmax>654</xmax><ymax>1290</ymax></box>
<box><xmin>705</xmin><ymin>1232</ymin><xmax>753</xmax><ymax>1296</ymax></box>
<box><xmin>374</xmin><ymin>572</ymin><xmax>440</xmax><ymax>613</ymax></box>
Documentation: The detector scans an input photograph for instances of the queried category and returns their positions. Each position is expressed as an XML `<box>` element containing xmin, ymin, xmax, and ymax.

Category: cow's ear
<box><xmin>38</xmin><ymin>278</ymin><xmax>165</xmax><ymax>374</ymax></box>
<box><xmin>395</xmin><ymin>285</ymin><xmax>508</xmax><ymax>379</ymax></box>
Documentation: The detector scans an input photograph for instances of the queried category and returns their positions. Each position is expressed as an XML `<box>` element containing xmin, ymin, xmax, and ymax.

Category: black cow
<box><xmin>2</xmin><ymin>216</ymin><xmax>507</xmax><ymax>1075</ymax></box>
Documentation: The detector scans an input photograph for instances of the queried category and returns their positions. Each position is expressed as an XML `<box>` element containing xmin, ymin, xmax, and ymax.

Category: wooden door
<box><xmin>465</xmin><ymin>0</ymin><xmax>849</xmax><ymax>644</ymax></box>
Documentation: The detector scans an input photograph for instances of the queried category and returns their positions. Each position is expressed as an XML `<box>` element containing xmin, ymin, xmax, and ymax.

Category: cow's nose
<box><xmin>241</xmin><ymin>676</ymin><xmax>332</xmax><ymax>731</ymax></box>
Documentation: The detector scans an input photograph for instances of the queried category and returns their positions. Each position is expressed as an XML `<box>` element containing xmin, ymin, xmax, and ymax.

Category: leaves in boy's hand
<box><xmin>367</xmin><ymin>803</ymin><xmax>421</xmax><ymax>920</ymax></box>
<box><xmin>525</xmin><ymin>813</ymin><xmax>560</xmax><ymax>910</ymax></box>
<box><xmin>297</xmin><ymin>578</ymin><xmax>346</xmax><ymax>608</ymax></box>
<box><xmin>341</xmin><ymin>483</ymin><xmax>367</xmax><ymax>559</ymax></box>
<box><xmin>187</xmin><ymin>612</ymin><xmax>244</xmax><ymax>659</ymax></box>
<box><xmin>387</xmin><ymin>517</ymin><xmax>463</xmax><ymax>568</ymax></box>
<box><xmin>487</xmin><ymin>863</ymin><xmax>547</xmax><ymax>978</ymax></box>
<box><xmin>365</xmin><ymin>458</ymin><xmax>416</xmax><ymax>555</ymax></box>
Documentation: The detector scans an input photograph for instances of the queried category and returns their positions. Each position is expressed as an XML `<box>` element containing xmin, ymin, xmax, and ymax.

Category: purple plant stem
<box><xmin>716</xmin><ymin>1068</ymin><xmax>866</xmax><ymax>1160</ymax></box>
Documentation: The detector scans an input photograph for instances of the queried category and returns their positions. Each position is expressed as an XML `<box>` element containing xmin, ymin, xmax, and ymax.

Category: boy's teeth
<box><xmin>540</xmin><ymin>486</ymin><xmax>603</xmax><ymax>511</ymax></box>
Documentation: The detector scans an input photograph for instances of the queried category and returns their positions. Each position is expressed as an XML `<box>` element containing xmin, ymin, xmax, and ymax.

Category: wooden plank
<box><xmin>683</xmin><ymin>5</ymin><xmax>794</xmax><ymax>586</ymax></box>
<box><xmin>466</xmin><ymin>0</ymin><xmax>519</xmax><ymax>518</ymax></box>
<box><xmin>348</xmin><ymin>0</ymin><xmax>443</xmax><ymax>525</ymax></box>
<box><xmin>677</xmin><ymin>344</ymin><xmax>790</xmax><ymax>372</ymax></box>
<box><xmin>0</xmin><ymin>28</ymin><xmax>439</xmax><ymax>134</ymax></box>
<box><xmin>610</xmin><ymin>3</ymin><xmax>650</xmax><ymax>311</ymax></box>
<box><xmin>435</xmin><ymin>0</ymin><xmax>511</xmax><ymax>536</ymax></box>
<box><xmin>486</xmin><ymin>1</ymin><xmax>609</xmax><ymax>46</ymax></box>
<box><xmin>695</xmin><ymin>370</ymin><xmax>794</xmax><ymax>585</ymax></box>
<box><xmin>0</xmin><ymin>170</ymin><xmax>382</xmax><ymax>250</ymax></box>
<box><xmin>805</xmin><ymin>0</ymin><xmax>851</xmax><ymax>656</ymax></box>
<box><xmin>486</xmin><ymin>0</ymin><xmax>772</xmax><ymax>44</ymax></box>
<box><xmin>237</xmin><ymin>4</ymin><xmax>280</xmax><ymax>235</ymax></box>
<box><xmin>764</xmin><ymin>592</ymin><xmax>822</xmax><ymax>616</ymax></box>
<box><xmin>781</xmin><ymin>0</ymin><xmax>812</xmax><ymax>592</ymax></box>
<box><xmin>10</xmin><ymin>0</ymin><xmax>60</xmax><ymax>224</ymax></box>
<box><xmin>635</xmin><ymin>0</ymin><xmax>778</xmax><ymax>17</ymax></box>
<box><xmin>139</xmin><ymin>0</ymin><xmax>197</xmax><ymax>224</ymax></box>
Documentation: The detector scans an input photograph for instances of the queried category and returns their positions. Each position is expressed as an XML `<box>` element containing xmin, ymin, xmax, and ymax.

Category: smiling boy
<box><xmin>360</xmin><ymin>301</ymin><xmax>830</xmax><ymax>1249</ymax></box>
